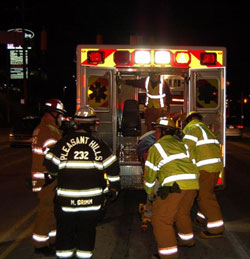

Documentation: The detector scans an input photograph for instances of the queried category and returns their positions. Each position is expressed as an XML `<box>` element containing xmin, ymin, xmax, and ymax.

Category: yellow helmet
<box><xmin>154</xmin><ymin>117</ymin><xmax>176</xmax><ymax>129</ymax></box>
<box><xmin>185</xmin><ymin>111</ymin><xmax>202</xmax><ymax>123</ymax></box>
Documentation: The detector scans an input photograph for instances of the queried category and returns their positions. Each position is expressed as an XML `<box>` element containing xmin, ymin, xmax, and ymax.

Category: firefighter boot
<box><xmin>138</xmin><ymin>203</ymin><xmax>144</xmax><ymax>217</ymax></box>
<box><xmin>199</xmin><ymin>231</ymin><xmax>223</xmax><ymax>239</ymax></box>
<box><xmin>138</xmin><ymin>203</ymin><xmax>151</xmax><ymax>231</ymax></box>
<box><xmin>141</xmin><ymin>217</ymin><xmax>151</xmax><ymax>231</ymax></box>
<box><xmin>34</xmin><ymin>246</ymin><xmax>55</xmax><ymax>257</ymax></box>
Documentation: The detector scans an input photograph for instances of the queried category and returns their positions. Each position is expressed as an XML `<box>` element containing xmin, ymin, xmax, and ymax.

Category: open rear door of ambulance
<box><xmin>78</xmin><ymin>66</ymin><xmax>117</xmax><ymax>152</ymax></box>
<box><xmin>188</xmin><ymin>67</ymin><xmax>226</xmax><ymax>189</ymax></box>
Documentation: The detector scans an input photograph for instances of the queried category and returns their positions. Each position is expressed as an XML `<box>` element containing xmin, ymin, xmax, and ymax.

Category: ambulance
<box><xmin>76</xmin><ymin>44</ymin><xmax>226</xmax><ymax>189</ymax></box>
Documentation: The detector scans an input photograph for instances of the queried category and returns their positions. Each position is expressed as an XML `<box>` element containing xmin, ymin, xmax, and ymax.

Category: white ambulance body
<box><xmin>76</xmin><ymin>45</ymin><xmax>226</xmax><ymax>189</ymax></box>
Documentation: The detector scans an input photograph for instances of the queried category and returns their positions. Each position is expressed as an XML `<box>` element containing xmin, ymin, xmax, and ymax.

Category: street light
<box><xmin>63</xmin><ymin>86</ymin><xmax>67</xmax><ymax>100</ymax></box>
<box><xmin>243</xmin><ymin>98</ymin><xmax>248</xmax><ymax>104</ymax></box>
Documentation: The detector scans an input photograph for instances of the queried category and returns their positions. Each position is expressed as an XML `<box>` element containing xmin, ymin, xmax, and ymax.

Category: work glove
<box><xmin>147</xmin><ymin>194</ymin><xmax>156</xmax><ymax>202</ymax></box>
<box><xmin>106</xmin><ymin>188</ymin><xmax>119</xmax><ymax>201</ymax></box>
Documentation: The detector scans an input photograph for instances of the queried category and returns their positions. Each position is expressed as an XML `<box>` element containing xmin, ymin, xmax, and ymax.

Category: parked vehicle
<box><xmin>9</xmin><ymin>116</ymin><xmax>41</xmax><ymax>147</ymax></box>
<box><xmin>226</xmin><ymin>116</ymin><xmax>243</xmax><ymax>138</ymax></box>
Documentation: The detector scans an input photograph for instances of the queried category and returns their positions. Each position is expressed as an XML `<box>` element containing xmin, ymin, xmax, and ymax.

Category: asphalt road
<box><xmin>0</xmin><ymin>129</ymin><xmax>250</xmax><ymax>259</ymax></box>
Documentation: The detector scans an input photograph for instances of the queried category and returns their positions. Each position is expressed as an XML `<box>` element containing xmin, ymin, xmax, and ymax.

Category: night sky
<box><xmin>0</xmin><ymin>0</ymin><xmax>249</xmax><ymax>113</ymax></box>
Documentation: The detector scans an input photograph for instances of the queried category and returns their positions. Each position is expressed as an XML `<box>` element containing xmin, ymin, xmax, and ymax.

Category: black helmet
<box><xmin>44</xmin><ymin>99</ymin><xmax>66</xmax><ymax>115</ymax></box>
<box><xmin>185</xmin><ymin>111</ymin><xmax>202</xmax><ymax>123</ymax></box>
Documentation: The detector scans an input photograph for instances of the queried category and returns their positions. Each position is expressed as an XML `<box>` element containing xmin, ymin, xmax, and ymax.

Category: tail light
<box><xmin>200</xmin><ymin>53</ymin><xmax>217</xmax><ymax>65</ymax></box>
<box><xmin>114</xmin><ymin>51</ymin><xmax>131</xmax><ymax>65</ymax></box>
<box><xmin>87</xmin><ymin>51</ymin><xmax>104</xmax><ymax>64</ymax></box>
<box><xmin>236</xmin><ymin>125</ymin><xmax>243</xmax><ymax>129</ymax></box>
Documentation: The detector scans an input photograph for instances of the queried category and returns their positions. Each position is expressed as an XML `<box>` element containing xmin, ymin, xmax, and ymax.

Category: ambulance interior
<box><xmin>116</xmin><ymin>70</ymin><xmax>187</xmax><ymax>166</ymax></box>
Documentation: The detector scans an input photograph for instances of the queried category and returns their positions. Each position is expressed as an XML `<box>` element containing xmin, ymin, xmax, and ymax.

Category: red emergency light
<box><xmin>200</xmin><ymin>53</ymin><xmax>217</xmax><ymax>65</ymax></box>
<box><xmin>87</xmin><ymin>51</ymin><xmax>104</xmax><ymax>64</ymax></box>
<box><xmin>114</xmin><ymin>51</ymin><xmax>131</xmax><ymax>65</ymax></box>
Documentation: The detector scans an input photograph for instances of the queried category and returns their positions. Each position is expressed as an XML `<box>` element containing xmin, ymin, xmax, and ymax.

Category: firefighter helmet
<box><xmin>153</xmin><ymin>117</ymin><xmax>176</xmax><ymax>129</ymax></box>
<box><xmin>74</xmin><ymin>105</ymin><xmax>98</xmax><ymax>125</ymax></box>
<box><xmin>185</xmin><ymin>111</ymin><xmax>202</xmax><ymax>123</ymax></box>
<box><xmin>44</xmin><ymin>99</ymin><xmax>66</xmax><ymax>115</ymax></box>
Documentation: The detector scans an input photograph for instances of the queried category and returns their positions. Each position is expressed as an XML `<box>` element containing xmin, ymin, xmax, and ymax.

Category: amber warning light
<box><xmin>175</xmin><ymin>52</ymin><xmax>191</xmax><ymax>65</ymax></box>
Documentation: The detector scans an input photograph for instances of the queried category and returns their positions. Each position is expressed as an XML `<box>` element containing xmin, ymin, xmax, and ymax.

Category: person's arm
<box><xmin>164</xmin><ymin>81</ymin><xmax>172</xmax><ymax>109</ymax></box>
<box><xmin>43</xmin><ymin>145</ymin><xmax>60</xmax><ymax>180</ymax></box>
<box><xmin>182</xmin><ymin>127</ymin><xmax>197</xmax><ymax>161</ymax></box>
<box><xmin>101</xmin><ymin>141</ymin><xmax>121</xmax><ymax>193</ymax></box>
<box><xmin>144</xmin><ymin>145</ymin><xmax>159</xmax><ymax>195</ymax></box>
<box><xmin>124</xmin><ymin>77</ymin><xmax>146</xmax><ymax>89</ymax></box>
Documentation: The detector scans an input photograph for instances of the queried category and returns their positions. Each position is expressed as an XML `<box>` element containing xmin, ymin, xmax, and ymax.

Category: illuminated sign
<box><xmin>7</xmin><ymin>28</ymin><xmax>34</xmax><ymax>50</ymax></box>
<box><xmin>7</xmin><ymin>28</ymin><xmax>33</xmax><ymax>79</ymax></box>
<box><xmin>7</xmin><ymin>28</ymin><xmax>35</xmax><ymax>39</ymax></box>
<box><xmin>9</xmin><ymin>49</ymin><xmax>28</xmax><ymax>79</ymax></box>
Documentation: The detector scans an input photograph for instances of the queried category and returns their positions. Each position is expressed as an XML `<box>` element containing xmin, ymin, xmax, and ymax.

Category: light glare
<box><xmin>175</xmin><ymin>52</ymin><xmax>190</xmax><ymax>64</ymax></box>
<box><xmin>134</xmin><ymin>50</ymin><xmax>151</xmax><ymax>64</ymax></box>
<box><xmin>155</xmin><ymin>51</ymin><xmax>171</xmax><ymax>64</ymax></box>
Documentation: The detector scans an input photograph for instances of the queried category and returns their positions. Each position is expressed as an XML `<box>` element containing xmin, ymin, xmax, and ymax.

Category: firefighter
<box><xmin>125</xmin><ymin>72</ymin><xmax>172</xmax><ymax>131</ymax></box>
<box><xmin>144</xmin><ymin>73</ymin><xmax>172</xmax><ymax>131</ymax></box>
<box><xmin>31</xmin><ymin>98</ymin><xmax>66</xmax><ymax>256</ymax></box>
<box><xmin>183</xmin><ymin>111</ymin><xmax>224</xmax><ymax>239</ymax></box>
<box><xmin>137</xmin><ymin>129</ymin><xmax>156</xmax><ymax>231</ymax></box>
<box><xmin>144</xmin><ymin>117</ymin><xmax>199</xmax><ymax>259</ymax></box>
<box><xmin>44</xmin><ymin>105</ymin><xmax>120</xmax><ymax>259</ymax></box>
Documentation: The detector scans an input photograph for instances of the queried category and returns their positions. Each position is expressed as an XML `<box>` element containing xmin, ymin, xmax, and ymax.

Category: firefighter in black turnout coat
<box><xmin>44</xmin><ymin>105</ymin><xmax>120</xmax><ymax>259</ymax></box>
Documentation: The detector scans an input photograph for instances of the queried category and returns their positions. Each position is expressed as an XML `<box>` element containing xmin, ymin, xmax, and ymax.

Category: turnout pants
<box><xmin>152</xmin><ymin>190</ymin><xmax>197</xmax><ymax>259</ymax></box>
<box><xmin>197</xmin><ymin>170</ymin><xmax>224</xmax><ymax>234</ymax></box>
<box><xmin>32</xmin><ymin>180</ymin><xmax>57</xmax><ymax>248</ymax></box>
<box><xmin>55</xmin><ymin>207</ymin><xmax>101</xmax><ymax>258</ymax></box>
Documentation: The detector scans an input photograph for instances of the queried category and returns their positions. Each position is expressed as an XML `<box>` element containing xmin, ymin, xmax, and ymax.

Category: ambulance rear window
<box><xmin>196</xmin><ymin>79</ymin><xmax>218</xmax><ymax>108</ymax></box>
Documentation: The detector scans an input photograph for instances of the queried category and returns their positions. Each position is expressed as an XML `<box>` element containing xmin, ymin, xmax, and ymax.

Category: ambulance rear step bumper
<box><xmin>120</xmin><ymin>163</ymin><xmax>143</xmax><ymax>189</ymax></box>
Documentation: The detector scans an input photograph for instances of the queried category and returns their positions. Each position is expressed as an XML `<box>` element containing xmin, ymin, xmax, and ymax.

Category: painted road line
<box><xmin>224</xmin><ymin>230</ymin><xmax>250</xmax><ymax>259</ymax></box>
<box><xmin>0</xmin><ymin>207</ymin><xmax>37</xmax><ymax>244</ymax></box>
<box><xmin>0</xmin><ymin>222</ymin><xmax>34</xmax><ymax>259</ymax></box>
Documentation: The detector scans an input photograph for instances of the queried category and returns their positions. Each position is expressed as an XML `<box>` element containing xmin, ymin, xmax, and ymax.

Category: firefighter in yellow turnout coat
<box><xmin>125</xmin><ymin>72</ymin><xmax>172</xmax><ymax>131</ymax></box>
<box><xmin>31</xmin><ymin>99</ymin><xmax>66</xmax><ymax>256</ymax></box>
<box><xmin>145</xmin><ymin>73</ymin><xmax>172</xmax><ymax>131</ymax></box>
<box><xmin>144</xmin><ymin>117</ymin><xmax>199</xmax><ymax>259</ymax></box>
<box><xmin>183</xmin><ymin>111</ymin><xmax>224</xmax><ymax>239</ymax></box>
